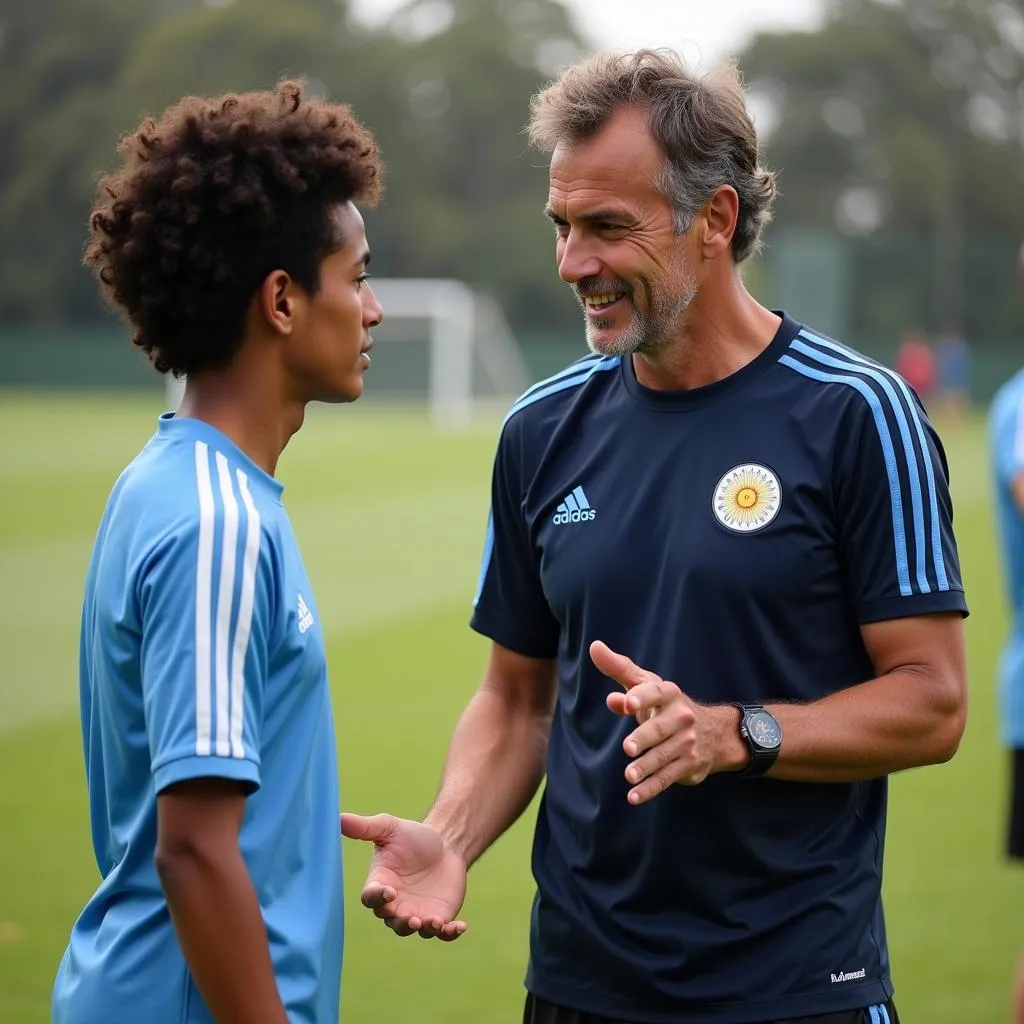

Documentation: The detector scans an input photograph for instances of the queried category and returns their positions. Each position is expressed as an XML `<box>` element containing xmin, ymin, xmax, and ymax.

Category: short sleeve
<box><xmin>470</xmin><ymin>421</ymin><xmax>560</xmax><ymax>658</ymax></box>
<box><xmin>835</xmin><ymin>387</ymin><xmax>968</xmax><ymax>624</ymax></box>
<box><xmin>137</xmin><ymin>465</ymin><xmax>271</xmax><ymax>795</ymax></box>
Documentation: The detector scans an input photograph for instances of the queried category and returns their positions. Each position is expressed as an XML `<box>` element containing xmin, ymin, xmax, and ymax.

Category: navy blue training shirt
<box><xmin>470</xmin><ymin>314</ymin><xmax>967</xmax><ymax>1024</ymax></box>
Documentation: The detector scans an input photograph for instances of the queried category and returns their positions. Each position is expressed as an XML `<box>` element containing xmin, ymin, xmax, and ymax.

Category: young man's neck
<box><xmin>632</xmin><ymin>271</ymin><xmax>781</xmax><ymax>392</ymax></box>
<box><xmin>176</xmin><ymin>364</ymin><xmax>304</xmax><ymax>477</ymax></box>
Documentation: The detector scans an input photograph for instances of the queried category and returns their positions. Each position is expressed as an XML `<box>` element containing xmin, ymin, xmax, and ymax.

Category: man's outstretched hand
<box><xmin>340</xmin><ymin>813</ymin><xmax>468</xmax><ymax>940</ymax></box>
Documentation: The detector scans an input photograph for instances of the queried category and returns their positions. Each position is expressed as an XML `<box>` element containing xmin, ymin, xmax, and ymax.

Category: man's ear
<box><xmin>699</xmin><ymin>185</ymin><xmax>739</xmax><ymax>260</ymax></box>
<box><xmin>257</xmin><ymin>270</ymin><xmax>295</xmax><ymax>336</ymax></box>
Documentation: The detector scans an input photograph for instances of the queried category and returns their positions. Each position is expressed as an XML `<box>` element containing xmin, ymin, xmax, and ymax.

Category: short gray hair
<box><xmin>528</xmin><ymin>49</ymin><xmax>777</xmax><ymax>262</ymax></box>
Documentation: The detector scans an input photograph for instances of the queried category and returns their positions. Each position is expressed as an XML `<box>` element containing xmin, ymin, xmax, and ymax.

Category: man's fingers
<box><xmin>622</xmin><ymin>692</ymin><xmax>692</xmax><ymax>755</ymax></box>
<box><xmin>618</xmin><ymin>679</ymin><xmax>680</xmax><ymax>723</ymax></box>
<box><xmin>420</xmin><ymin>919</ymin><xmax>468</xmax><ymax>940</ymax></box>
<box><xmin>360</xmin><ymin>884</ymin><xmax>396</xmax><ymax>910</ymax></box>
<box><xmin>607</xmin><ymin>691</ymin><xmax>630</xmax><ymax>716</ymax></box>
<box><xmin>384</xmin><ymin>915</ymin><xmax>467</xmax><ymax>940</ymax></box>
<box><xmin>380</xmin><ymin>910</ymin><xmax>467</xmax><ymax>940</ymax></box>
<box><xmin>626</xmin><ymin>757</ymin><xmax>697</xmax><ymax>805</ymax></box>
<box><xmin>625</xmin><ymin>733</ymin><xmax>689</xmax><ymax>786</ymax></box>
<box><xmin>590</xmin><ymin>641</ymin><xmax>660</xmax><ymax>691</ymax></box>
<box><xmin>384</xmin><ymin>916</ymin><xmax>418</xmax><ymax>937</ymax></box>
<box><xmin>340</xmin><ymin>812</ymin><xmax>397</xmax><ymax>843</ymax></box>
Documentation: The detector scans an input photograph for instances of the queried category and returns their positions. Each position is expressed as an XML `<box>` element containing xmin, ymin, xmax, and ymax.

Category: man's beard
<box><xmin>581</xmin><ymin>267</ymin><xmax>699</xmax><ymax>358</ymax></box>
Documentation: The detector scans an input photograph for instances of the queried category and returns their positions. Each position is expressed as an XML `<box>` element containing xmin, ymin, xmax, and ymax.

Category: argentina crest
<box><xmin>712</xmin><ymin>464</ymin><xmax>782</xmax><ymax>534</ymax></box>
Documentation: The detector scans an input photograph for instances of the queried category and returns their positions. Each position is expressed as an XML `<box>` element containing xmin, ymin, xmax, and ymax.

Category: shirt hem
<box><xmin>525</xmin><ymin>976</ymin><xmax>894</xmax><ymax>1024</ymax></box>
<box><xmin>855</xmin><ymin>589</ymin><xmax>968</xmax><ymax>624</ymax></box>
<box><xmin>153</xmin><ymin>754</ymin><xmax>260</xmax><ymax>795</ymax></box>
<box><xmin>468</xmin><ymin>615</ymin><xmax>559</xmax><ymax>660</ymax></box>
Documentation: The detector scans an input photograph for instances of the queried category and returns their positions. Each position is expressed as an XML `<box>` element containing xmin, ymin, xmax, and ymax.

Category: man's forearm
<box><xmin>425</xmin><ymin>685</ymin><xmax>551</xmax><ymax>866</ymax></box>
<box><xmin>763</xmin><ymin>668</ymin><xmax>965</xmax><ymax>782</ymax></box>
<box><xmin>157</xmin><ymin>845</ymin><xmax>289</xmax><ymax>1024</ymax></box>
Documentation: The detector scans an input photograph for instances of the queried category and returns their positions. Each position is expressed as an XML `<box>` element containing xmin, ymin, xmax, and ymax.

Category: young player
<box><xmin>52</xmin><ymin>80</ymin><xmax>383</xmax><ymax>1024</ymax></box>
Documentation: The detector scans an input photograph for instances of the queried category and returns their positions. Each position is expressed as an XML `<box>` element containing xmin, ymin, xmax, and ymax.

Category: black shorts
<box><xmin>1009</xmin><ymin>748</ymin><xmax>1024</xmax><ymax>860</ymax></box>
<box><xmin>523</xmin><ymin>993</ymin><xmax>901</xmax><ymax>1024</ymax></box>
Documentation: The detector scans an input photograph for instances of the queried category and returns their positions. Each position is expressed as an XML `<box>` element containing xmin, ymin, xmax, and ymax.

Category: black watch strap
<box><xmin>731</xmin><ymin>703</ymin><xmax>782</xmax><ymax>779</ymax></box>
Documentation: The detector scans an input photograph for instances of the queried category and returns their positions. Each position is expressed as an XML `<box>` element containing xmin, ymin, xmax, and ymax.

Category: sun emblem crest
<box><xmin>712</xmin><ymin>464</ymin><xmax>782</xmax><ymax>533</ymax></box>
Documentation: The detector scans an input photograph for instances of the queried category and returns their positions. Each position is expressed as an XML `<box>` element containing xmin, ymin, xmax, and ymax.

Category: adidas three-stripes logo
<box><xmin>297</xmin><ymin>593</ymin><xmax>314</xmax><ymax>634</ymax></box>
<box><xmin>553</xmin><ymin>485</ymin><xmax>596</xmax><ymax>525</ymax></box>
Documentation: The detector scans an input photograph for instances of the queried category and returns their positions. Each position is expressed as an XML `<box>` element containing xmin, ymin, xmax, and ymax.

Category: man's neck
<box><xmin>632</xmin><ymin>275</ymin><xmax>781</xmax><ymax>392</ymax></box>
<box><xmin>176</xmin><ymin>364</ymin><xmax>303</xmax><ymax>477</ymax></box>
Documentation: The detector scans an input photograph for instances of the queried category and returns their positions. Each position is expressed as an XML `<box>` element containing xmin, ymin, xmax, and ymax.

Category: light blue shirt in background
<box><xmin>991</xmin><ymin>370</ymin><xmax>1024</xmax><ymax>748</ymax></box>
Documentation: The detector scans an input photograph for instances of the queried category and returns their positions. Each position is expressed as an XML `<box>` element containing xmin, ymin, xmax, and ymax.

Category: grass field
<box><xmin>0</xmin><ymin>389</ymin><xmax>1021</xmax><ymax>1023</ymax></box>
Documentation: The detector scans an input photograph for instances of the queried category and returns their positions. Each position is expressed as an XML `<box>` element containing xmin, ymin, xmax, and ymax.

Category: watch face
<box><xmin>748</xmin><ymin>711</ymin><xmax>782</xmax><ymax>750</ymax></box>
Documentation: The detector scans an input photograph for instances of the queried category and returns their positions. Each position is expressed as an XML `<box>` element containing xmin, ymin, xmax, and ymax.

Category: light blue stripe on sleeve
<box><xmin>472</xmin><ymin>510</ymin><xmax>494</xmax><ymax>608</ymax></box>
<box><xmin>800</xmin><ymin>329</ymin><xmax>948</xmax><ymax>591</ymax></box>
<box><xmin>792</xmin><ymin>336</ymin><xmax>930</xmax><ymax>593</ymax></box>
<box><xmin>503</xmin><ymin>357</ymin><xmax>621</xmax><ymax>425</ymax></box>
<box><xmin>509</xmin><ymin>354</ymin><xmax>604</xmax><ymax>406</ymax></box>
<box><xmin>869</xmin><ymin>1007</ymin><xmax>881</xmax><ymax>1024</ymax></box>
<box><xmin>880</xmin><ymin>1005</ymin><xmax>891</xmax><ymax>1024</ymax></box>
<box><xmin>780</xmin><ymin>354</ymin><xmax>912</xmax><ymax>597</ymax></box>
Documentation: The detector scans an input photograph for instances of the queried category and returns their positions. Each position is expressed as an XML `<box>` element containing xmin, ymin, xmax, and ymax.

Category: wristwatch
<box><xmin>731</xmin><ymin>704</ymin><xmax>782</xmax><ymax>778</ymax></box>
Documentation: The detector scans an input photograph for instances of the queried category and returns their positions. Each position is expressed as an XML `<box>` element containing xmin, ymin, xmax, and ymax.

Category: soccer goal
<box><xmin>165</xmin><ymin>278</ymin><xmax>530</xmax><ymax>427</ymax></box>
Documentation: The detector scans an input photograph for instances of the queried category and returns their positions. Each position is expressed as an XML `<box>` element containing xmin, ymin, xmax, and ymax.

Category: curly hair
<box><xmin>529</xmin><ymin>50</ymin><xmax>776</xmax><ymax>263</ymax></box>
<box><xmin>86</xmin><ymin>80</ymin><xmax>383</xmax><ymax>377</ymax></box>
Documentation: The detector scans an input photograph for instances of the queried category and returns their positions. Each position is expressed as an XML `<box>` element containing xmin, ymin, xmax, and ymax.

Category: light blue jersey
<box><xmin>53</xmin><ymin>414</ymin><xmax>343</xmax><ymax>1024</ymax></box>
<box><xmin>991</xmin><ymin>370</ymin><xmax>1024</xmax><ymax>748</ymax></box>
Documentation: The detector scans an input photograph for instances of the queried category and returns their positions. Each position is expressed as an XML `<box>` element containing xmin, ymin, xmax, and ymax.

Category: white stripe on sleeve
<box><xmin>213</xmin><ymin>452</ymin><xmax>240</xmax><ymax>758</ymax></box>
<box><xmin>193</xmin><ymin>442</ymin><xmax>216</xmax><ymax>756</ymax></box>
<box><xmin>231</xmin><ymin>469</ymin><xmax>262</xmax><ymax>759</ymax></box>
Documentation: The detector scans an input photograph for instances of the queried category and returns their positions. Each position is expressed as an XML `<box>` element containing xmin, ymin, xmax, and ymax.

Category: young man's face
<box><xmin>545</xmin><ymin>105</ymin><xmax>700</xmax><ymax>359</ymax></box>
<box><xmin>289</xmin><ymin>201</ymin><xmax>383</xmax><ymax>403</ymax></box>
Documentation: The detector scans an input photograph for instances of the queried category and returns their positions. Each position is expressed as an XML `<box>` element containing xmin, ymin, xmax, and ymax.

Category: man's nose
<box><xmin>557</xmin><ymin>232</ymin><xmax>603</xmax><ymax>284</ymax></box>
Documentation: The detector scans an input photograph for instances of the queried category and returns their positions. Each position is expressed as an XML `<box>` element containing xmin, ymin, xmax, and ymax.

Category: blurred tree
<box><xmin>330</xmin><ymin>0</ymin><xmax>587</xmax><ymax>329</ymax></box>
<box><xmin>0</xmin><ymin>0</ymin><xmax>588</xmax><ymax>330</ymax></box>
<box><xmin>0</xmin><ymin>0</ymin><xmax>198</xmax><ymax>319</ymax></box>
<box><xmin>740</xmin><ymin>0</ymin><xmax>1024</xmax><ymax>345</ymax></box>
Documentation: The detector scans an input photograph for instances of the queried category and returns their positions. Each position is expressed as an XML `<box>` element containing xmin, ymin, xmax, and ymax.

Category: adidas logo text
<box><xmin>553</xmin><ymin>485</ymin><xmax>596</xmax><ymax>525</ymax></box>
<box><xmin>297</xmin><ymin>593</ymin><xmax>314</xmax><ymax>634</ymax></box>
<box><xmin>830</xmin><ymin>969</ymin><xmax>866</xmax><ymax>984</ymax></box>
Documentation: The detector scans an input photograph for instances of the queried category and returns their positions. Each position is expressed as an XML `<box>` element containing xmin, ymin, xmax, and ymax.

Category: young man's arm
<box><xmin>156</xmin><ymin>778</ymin><xmax>289</xmax><ymax>1024</ymax></box>
<box><xmin>136</xmin><ymin>462</ymin><xmax>284</xmax><ymax>1009</ymax></box>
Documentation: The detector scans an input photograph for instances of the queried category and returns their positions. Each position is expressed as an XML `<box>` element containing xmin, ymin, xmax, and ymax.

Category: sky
<box><xmin>350</xmin><ymin>0</ymin><xmax>826</xmax><ymax>66</ymax></box>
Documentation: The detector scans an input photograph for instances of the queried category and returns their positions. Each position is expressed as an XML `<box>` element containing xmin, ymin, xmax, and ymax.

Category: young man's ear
<box><xmin>258</xmin><ymin>271</ymin><xmax>295</xmax><ymax>335</ymax></box>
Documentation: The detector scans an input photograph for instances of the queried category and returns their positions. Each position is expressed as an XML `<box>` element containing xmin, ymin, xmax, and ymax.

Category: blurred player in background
<box><xmin>52</xmin><ymin>81</ymin><xmax>383</xmax><ymax>1024</ymax></box>
<box><xmin>935</xmin><ymin>327</ymin><xmax>972</xmax><ymax>423</ymax></box>
<box><xmin>989</xmin><ymin>240</ymin><xmax>1024</xmax><ymax>1024</ymax></box>
<box><xmin>343</xmin><ymin>49</ymin><xmax>968</xmax><ymax>1024</ymax></box>
<box><xmin>894</xmin><ymin>327</ymin><xmax>936</xmax><ymax>406</ymax></box>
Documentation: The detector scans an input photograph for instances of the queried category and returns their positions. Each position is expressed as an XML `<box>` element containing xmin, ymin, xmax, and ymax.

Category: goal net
<box><xmin>165</xmin><ymin>278</ymin><xmax>531</xmax><ymax>427</ymax></box>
